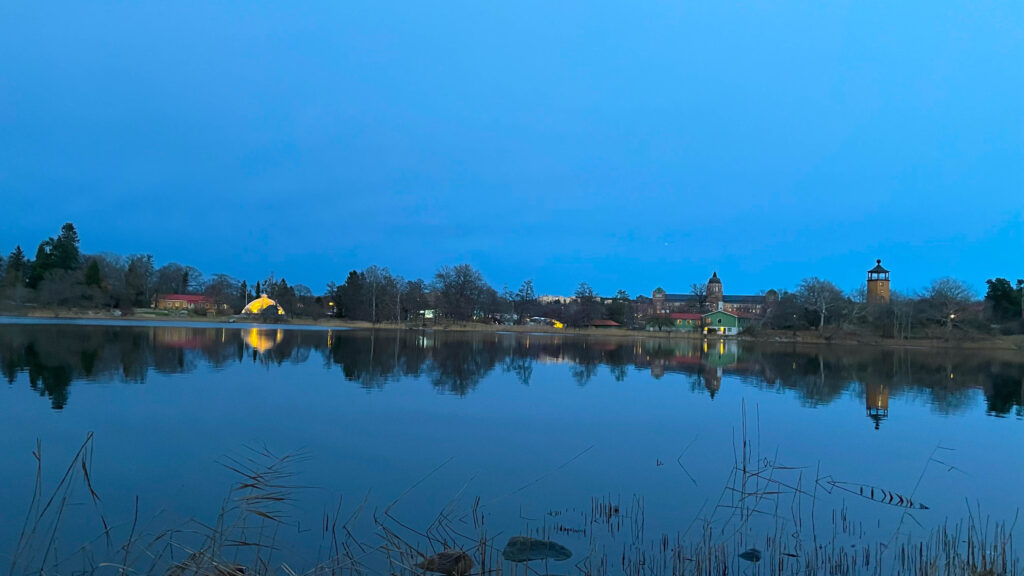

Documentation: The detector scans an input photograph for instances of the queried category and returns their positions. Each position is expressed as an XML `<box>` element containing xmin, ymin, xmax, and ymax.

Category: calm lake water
<box><xmin>2</xmin><ymin>319</ymin><xmax>1023</xmax><ymax>574</ymax></box>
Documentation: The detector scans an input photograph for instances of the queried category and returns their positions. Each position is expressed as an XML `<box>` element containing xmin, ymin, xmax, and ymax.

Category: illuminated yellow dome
<box><xmin>241</xmin><ymin>293</ymin><xmax>286</xmax><ymax>315</ymax></box>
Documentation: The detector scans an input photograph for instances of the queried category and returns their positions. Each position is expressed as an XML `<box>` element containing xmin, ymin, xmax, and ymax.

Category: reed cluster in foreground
<box><xmin>7</xmin><ymin>431</ymin><xmax>1019</xmax><ymax>576</ymax></box>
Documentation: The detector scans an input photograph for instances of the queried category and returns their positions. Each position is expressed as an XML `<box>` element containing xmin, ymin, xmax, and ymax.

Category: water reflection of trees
<box><xmin>1</xmin><ymin>325</ymin><xmax>1023</xmax><ymax>419</ymax></box>
<box><xmin>744</xmin><ymin>346</ymin><xmax>991</xmax><ymax>415</ymax></box>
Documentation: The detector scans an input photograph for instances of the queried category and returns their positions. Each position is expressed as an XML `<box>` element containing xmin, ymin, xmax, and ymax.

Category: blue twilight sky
<box><xmin>1</xmin><ymin>1</ymin><xmax>1022</xmax><ymax>297</ymax></box>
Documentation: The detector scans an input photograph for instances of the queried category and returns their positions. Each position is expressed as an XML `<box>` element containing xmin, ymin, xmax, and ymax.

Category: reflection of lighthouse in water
<box><xmin>865</xmin><ymin>380</ymin><xmax>890</xmax><ymax>430</ymax></box>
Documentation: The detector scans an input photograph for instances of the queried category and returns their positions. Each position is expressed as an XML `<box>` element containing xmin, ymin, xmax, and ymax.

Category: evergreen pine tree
<box><xmin>52</xmin><ymin>222</ymin><xmax>81</xmax><ymax>271</ymax></box>
<box><xmin>339</xmin><ymin>270</ymin><xmax>365</xmax><ymax>319</ymax></box>
<box><xmin>85</xmin><ymin>259</ymin><xmax>102</xmax><ymax>288</ymax></box>
<box><xmin>27</xmin><ymin>239</ymin><xmax>55</xmax><ymax>288</ymax></box>
<box><xmin>5</xmin><ymin>246</ymin><xmax>26</xmax><ymax>287</ymax></box>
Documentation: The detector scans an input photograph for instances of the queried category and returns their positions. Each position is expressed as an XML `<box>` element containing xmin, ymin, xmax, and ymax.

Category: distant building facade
<box><xmin>640</xmin><ymin>272</ymin><xmax>779</xmax><ymax>318</ymax></box>
<box><xmin>538</xmin><ymin>295</ymin><xmax>574</xmax><ymax>304</ymax></box>
<box><xmin>867</xmin><ymin>259</ymin><xmax>891</xmax><ymax>305</ymax></box>
<box><xmin>156</xmin><ymin>294</ymin><xmax>215</xmax><ymax>312</ymax></box>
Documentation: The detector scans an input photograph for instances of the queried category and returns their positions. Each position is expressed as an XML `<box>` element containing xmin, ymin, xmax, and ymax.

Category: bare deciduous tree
<box><xmin>690</xmin><ymin>283</ymin><xmax>707</xmax><ymax>310</ymax></box>
<box><xmin>124</xmin><ymin>254</ymin><xmax>154</xmax><ymax>307</ymax></box>
<box><xmin>796</xmin><ymin>277</ymin><xmax>844</xmax><ymax>331</ymax></box>
<box><xmin>433</xmin><ymin>264</ymin><xmax>489</xmax><ymax>322</ymax></box>
<box><xmin>569</xmin><ymin>282</ymin><xmax>602</xmax><ymax>327</ymax></box>
<box><xmin>923</xmin><ymin>277</ymin><xmax>975</xmax><ymax>333</ymax></box>
<box><xmin>514</xmin><ymin>279</ymin><xmax>537</xmax><ymax>324</ymax></box>
<box><xmin>363</xmin><ymin>265</ymin><xmax>389</xmax><ymax>324</ymax></box>
<box><xmin>891</xmin><ymin>292</ymin><xmax>915</xmax><ymax>340</ymax></box>
<box><xmin>204</xmin><ymin>274</ymin><xmax>243</xmax><ymax>311</ymax></box>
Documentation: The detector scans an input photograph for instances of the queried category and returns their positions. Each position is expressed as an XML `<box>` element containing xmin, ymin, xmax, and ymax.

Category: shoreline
<box><xmin>2</xmin><ymin>308</ymin><xmax>1023</xmax><ymax>351</ymax></box>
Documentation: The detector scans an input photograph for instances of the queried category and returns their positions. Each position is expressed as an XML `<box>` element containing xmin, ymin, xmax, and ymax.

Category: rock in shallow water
<box><xmin>416</xmin><ymin>550</ymin><xmax>474</xmax><ymax>576</ymax></box>
<box><xmin>738</xmin><ymin>548</ymin><xmax>762</xmax><ymax>563</ymax></box>
<box><xmin>501</xmin><ymin>536</ymin><xmax>572</xmax><ymax>562</ymax></box>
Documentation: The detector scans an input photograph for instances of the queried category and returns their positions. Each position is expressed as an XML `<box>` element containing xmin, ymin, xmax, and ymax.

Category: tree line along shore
<box><xmin>1</xmin><ymin>223</ymin><xmax>1022</xmax><ymax>347</ymax></box>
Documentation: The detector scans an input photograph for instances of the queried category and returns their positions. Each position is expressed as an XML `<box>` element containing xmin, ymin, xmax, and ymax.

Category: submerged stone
<box><xmin>738</xmin><ymin>548</ymin><xmax>762</xmax><ymax>563</ymax></box>
<box><xmin>501</xmin><ymin>536</ymin><xmax>573</xmax><ymax>562</ymax></box>
<box><xmin>416</xmin><ymin>550</ymin><xmax>473</xmax><ymax>576</ymax></box>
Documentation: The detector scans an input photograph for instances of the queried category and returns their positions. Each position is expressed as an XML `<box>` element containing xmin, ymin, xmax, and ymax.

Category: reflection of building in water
<box><xmin>152</xmin><ymin>327</ymin><xmax>217</xmax><ymax>349</ymax></box>
<box><xmin>705</xmin><ymin>366</ymin><xmax>723</xmax><ymax>397</ymax></box>
<box><xmin>865</xmin><ymin>380</ymin><xmax>890</xmax><ymax>429</ymax></box>
<box><xmin>242</xmin><ymin>328</ymin><xmax>284</xmax><ymax>353</ymax></box>
<box><xmin>704</xmin><ymin>339</ymin><xmax>738</xmax><ymax>365</ymax></box>
<box><xmin>701</xmin><ymin>339</ymin><xmax>735</xmax><ymax>397</ymax></box>
<box><xmin>641</xmin><ymin>339</ymin><xmax>746</xmax><ymax>397</ymax></box>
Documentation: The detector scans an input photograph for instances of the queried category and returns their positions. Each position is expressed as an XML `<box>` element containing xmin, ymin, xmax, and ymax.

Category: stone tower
<box><xmin>867</xmin><ymin>259</ymin><xmax>891</xmax><ymax>305</ymax></box>
<box><xmin>706</xmin><ymin>272</ymin><xmax>723</xmax><ymax>311</ymax></box>
<box><xmin>652</xmin><ymin>287</ymin><xmax>666</xmax><ymax>314</ymax></box>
